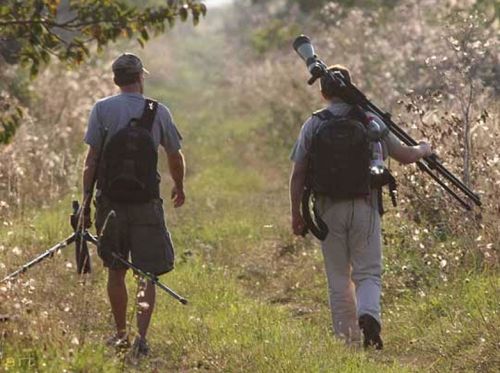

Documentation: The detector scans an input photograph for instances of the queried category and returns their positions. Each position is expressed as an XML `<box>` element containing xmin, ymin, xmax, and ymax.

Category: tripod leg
<box><xmin>1</xmin><ymin>234</ymin><xmax>76</xmax><ymax>283</ymax></box>
<box><xmin>75</xmin><ymin>234</ymin><xmax>92</xmax><ymax>275</ymax></box>
<box><xmin>417</xmin><ymin>162</ymin><xmax>471</xmax><ymax>210</ymax></box>
<box><xmin>110</xmin><ymin>252</ymin><xmax>188</xmax><ymax>305</ymax></box>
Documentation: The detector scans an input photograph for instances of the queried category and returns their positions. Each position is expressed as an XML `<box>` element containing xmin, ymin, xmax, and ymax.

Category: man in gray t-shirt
<box><xmin>81</xmin><ymin>53</ymin><xmax>186</xmax><ymax>356</ymax></box>
<box><xmin>84</xmin><ymin>91</ymin><xmax>182</xmax><ymax>153</ymax></box>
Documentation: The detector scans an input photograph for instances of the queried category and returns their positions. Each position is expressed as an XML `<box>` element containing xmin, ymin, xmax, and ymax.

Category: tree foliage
<box><xmin>0</xmin><ymin>0</ymin><xmax>206</xmax><ymax>144</ymax></box>
<box><xmin>0</xmin><ymin>0</ymin><xmax>206</xmax><ymax>74</ymax></box>
<box><xmin>285</xmin><ymin>0</ymin><xmax>400</xmax><ymax>13</ymax></box>
<box><xmin>0</xmin><ymin>93</ymin><xmax>23</xmax><ymax>145</ymax></box>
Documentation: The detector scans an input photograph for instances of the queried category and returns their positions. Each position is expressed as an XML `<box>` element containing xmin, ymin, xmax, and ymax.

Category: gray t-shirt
<box><xmin>84</xmin><ymin>92</ymin><xmax>182</xmax><ymax>154</ymax></box>
<box><xmin>290</xmin><ymin>101</ymin><xmax>400</xmax><ymax>163</ymax></box>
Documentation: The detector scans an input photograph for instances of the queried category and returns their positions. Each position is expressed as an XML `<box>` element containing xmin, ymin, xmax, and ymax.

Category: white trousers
<box><xmin>316</xmin><ymin>195</ymin><xmax>382</xmax><ymax>343</ymax></box>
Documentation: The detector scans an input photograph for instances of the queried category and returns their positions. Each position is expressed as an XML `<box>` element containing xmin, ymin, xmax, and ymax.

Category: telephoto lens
<box><xmin>293</xmin><ymin>35</ymin><xmax>325</xmax><ymax>78</ymax></box>
<box><xmin>293</xmin><ymin>35</ymin><xmax>315</xmax><ymax>62</ymax></box>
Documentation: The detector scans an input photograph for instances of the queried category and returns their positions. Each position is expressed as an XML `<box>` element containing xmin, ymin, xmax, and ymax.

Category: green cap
<box><xmin>112</xmin><ymin>53</ymin><xmax>150</xmax><ymax>75</ymax></box>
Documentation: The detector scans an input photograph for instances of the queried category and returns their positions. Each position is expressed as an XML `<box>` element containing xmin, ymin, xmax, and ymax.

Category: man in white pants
<box><xmin>289</xmin><ymin>65</ymin><xmax>432</xmax><ymax>348</ymax></box>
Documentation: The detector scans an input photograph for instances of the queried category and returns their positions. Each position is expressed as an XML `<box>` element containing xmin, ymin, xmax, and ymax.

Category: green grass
<box><xmin>0</xmin><ymin>200</ymin><xmax>407</xmax><ymax>372</ymax></box>
<box><xmin>2</xmin><ymin>158</ymin><xmax>496</xmax><ymax>371</ymax></box>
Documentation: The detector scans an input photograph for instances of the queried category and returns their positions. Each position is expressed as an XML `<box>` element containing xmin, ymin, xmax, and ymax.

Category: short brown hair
<box><xmin>113</xmin><ymin>70</ymin><xmax>141</xmax><ymax>87</ymax></box>
<box><xmin>320</xmin><ymin>64</ymin><xmax>352</xmax><ymax>99</ymax></box>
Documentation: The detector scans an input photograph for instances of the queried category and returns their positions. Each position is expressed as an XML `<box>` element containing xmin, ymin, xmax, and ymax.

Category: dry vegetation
<box><xmin>0</xmin><ymin>60</ymin><xmax>114</xmax><ymax>217</ymax></box>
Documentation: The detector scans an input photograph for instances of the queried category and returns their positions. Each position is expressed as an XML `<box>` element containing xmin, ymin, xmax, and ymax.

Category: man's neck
<box><xmin>120</xmin><ymin>84</ymin><xmax>142</xmax><ymax>94</ymax></box>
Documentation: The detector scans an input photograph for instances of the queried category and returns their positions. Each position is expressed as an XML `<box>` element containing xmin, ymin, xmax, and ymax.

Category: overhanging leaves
<box><xmin>0</xmin><ymin>0</ymin><xmax>207</xmax><ymax>77</ymax></box>
<box><xmin>0</xmin><ymin>0</ymin><xmax>207</xmax><ymax>144</ymax></box>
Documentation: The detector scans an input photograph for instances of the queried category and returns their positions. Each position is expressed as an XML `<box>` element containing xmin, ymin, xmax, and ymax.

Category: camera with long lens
<box><xmin>293</xmin><ymin>35</ymin><xmax>327</xmax><ymax>85</ymax></box>
<box><xmin>293</xmin><ymin>35</ymin><xmax>358</xmax><ymax>103</ymax></box>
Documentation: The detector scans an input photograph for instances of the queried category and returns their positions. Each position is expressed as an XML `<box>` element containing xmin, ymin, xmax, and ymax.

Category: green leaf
<box><xmin>40</xmin><ymin>50</ymin><xmax>50</xmax><ymax>64</ymax></box>
<box><xmin>179</xmin><ymin>6</ymin><xmax>188</xmax><ymax>21</ymax></box>
<box><xmin>200</xmin><ymin>3</ymin><xmax>208</xmax><ymax>17</ymax></box>
<box><xmin>30</xmin><ymin>61</ymin><xmax>39</xmax><ymax>77</ymax></box>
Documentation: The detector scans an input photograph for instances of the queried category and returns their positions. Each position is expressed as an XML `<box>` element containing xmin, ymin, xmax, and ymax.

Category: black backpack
<box><xmin>308</xmin><ymin>108</ymin><xmax>371</xmax><ymax>199</ymax></box>
<box><xmin>97</xmin><ymin>99</ymin><xmax>159</xmax><ymax>203</ymax></box>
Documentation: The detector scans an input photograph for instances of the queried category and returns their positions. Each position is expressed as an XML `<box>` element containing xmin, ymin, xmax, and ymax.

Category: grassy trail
<box><xmin>0</xmin><ymin>83</ymin><xmax>404</xmax><ymax>372</ymax></box>
<box><xmin>1</xmin><ymin>24</ymin><xmax>498</xmax><ymax>372</ymax></box>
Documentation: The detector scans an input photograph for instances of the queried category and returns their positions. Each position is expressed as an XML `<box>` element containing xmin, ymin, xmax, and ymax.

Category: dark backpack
<box><xmin>97</xmin><ymin>99</ymin><xmax>159</xmax><ymax>203</ymax></box>
<box><xmin>308</xmin><ymin>108</ymin><xmax>371</xmax><ymax>199</ymax></box>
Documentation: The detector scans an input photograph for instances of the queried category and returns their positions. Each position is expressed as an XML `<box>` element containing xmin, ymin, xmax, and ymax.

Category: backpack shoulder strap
<box><xmin>312</xmin><ymin>108</ymin><xmax>335</xmax><ymax>121</ymax></box>
<box><xmin>138</xmin><ymin>98</ymin><xmax>159</xmax><ymax>132</ymax></box>
<box><xmin>347</xmin><ymin>105</ymin><xmax>369</xmax><ymax>124</ymax></box>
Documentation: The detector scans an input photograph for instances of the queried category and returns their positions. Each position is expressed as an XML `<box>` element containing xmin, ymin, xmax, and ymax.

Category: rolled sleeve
<box><xmin>159</xmin><ymin>105</ymin><xmax>182</xmax><ymax>154</ymax></box>
<box><xmin>84</xmin><ymin>104</ymin><xmax>103</xmax><ymax>148</ymax></box>
<box><xmin>290</xmin><ymin>117</ymin><xmax>314</xmax><ymax>163</ymax></box>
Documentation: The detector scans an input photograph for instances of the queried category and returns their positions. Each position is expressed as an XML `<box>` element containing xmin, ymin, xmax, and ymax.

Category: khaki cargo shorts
<box><xmin>95</xmin><ymin>196</ymin><xmax>174</xmax><ymax>276</ymax></box>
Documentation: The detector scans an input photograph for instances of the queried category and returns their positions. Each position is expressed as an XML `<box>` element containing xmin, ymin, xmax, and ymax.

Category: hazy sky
<box><xmin>205</xmin><ymin>0</ymin><xmax>233</xmax><ymax>7</ymax></box>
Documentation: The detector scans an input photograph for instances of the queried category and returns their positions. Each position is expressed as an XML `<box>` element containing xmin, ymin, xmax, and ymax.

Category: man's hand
<box><xmin>77</xmin><ymin>207</ymin><xmax>92</xmax><ymax>230</ymax></box>
<box><xmin>418</xmin><ymin>141</ymin><xmax>433</xmax><ymax>158</ymax></box>
<box><xmin>292</xmin><ymin>213</ymin><xmax>306</xmax><ymax>236</ymax></box>
<box><xmin>171</xmin><ymin>186</ymin><xmax>185</xmax><ymax>208</ymax></box>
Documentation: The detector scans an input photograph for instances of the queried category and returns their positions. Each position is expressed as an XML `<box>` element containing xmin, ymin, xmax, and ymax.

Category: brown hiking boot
<box><xmin>359</xmin><ymin>314</ymin><xmax>383</xmax><ymax>350</ymax></box>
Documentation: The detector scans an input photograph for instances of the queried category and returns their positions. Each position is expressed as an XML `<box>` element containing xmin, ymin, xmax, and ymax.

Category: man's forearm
<box><xmin>290</xmin><ymin>169</ymin><xmax>306</xmax><ymax>217</ymax></box>
<box><xmin>82</xmin><ymin>147</ymin><xmax>99</xmax><ymax>208</ymax></box>
<box><xmin>389</xmin><ymin>136</ymin><xmax>432</xmax><ymax>165</ymax></box>
<box><xmin>168</xmin><ymin>151</ymin><xmax>185</xmax><ymax>189</ymax></box>
<box><xmin>82</xmin><ymin>164</ymin><xmax>97</xmax><ymax>207</ymax></box>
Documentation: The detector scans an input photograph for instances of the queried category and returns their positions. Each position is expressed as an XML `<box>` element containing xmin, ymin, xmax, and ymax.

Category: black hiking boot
<box><xmin>359</xmin><ymin>314</ymin><xmax>383</xmax><ymax>350</ymax></box>
<box><xmin>131</xmin><ymin>337</ymin><xmax>150</xmax><ymax>359</ymax></box>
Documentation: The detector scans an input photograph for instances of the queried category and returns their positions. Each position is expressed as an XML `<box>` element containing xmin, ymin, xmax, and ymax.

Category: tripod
<box><xmin>1</xmin><ymin>201</ymin><xmax>188</xmax><ymax>305</ymax></box>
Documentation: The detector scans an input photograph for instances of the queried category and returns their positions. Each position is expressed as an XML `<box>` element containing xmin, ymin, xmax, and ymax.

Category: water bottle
<box><xmin>366</xmin><ymin>116</ymin><xmax>383</xmax><ymax>141</ymax></box>
<box><xmin>370</xmin><ymin>141</ymin><xmax>385</xmax><ymax>176</ymax></box>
